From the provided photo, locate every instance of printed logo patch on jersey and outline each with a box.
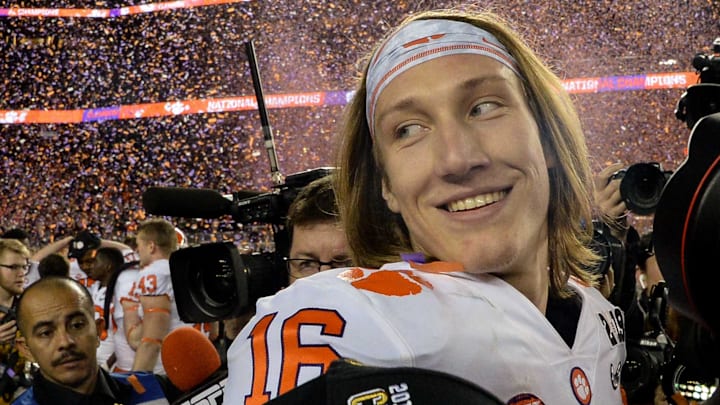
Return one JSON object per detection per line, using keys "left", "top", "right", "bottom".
{"left": 339, "top": 269, "right": 433, "bottom": 296}
{"left": 570, "top": 367, "right": 592, "bottom": 405}
{"left": 507, "top": 393, "right": 545, "bottom": 405}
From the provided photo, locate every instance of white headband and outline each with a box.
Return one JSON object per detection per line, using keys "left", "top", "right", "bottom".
{"left": 365, "top": 19, "right": 520, "bottom": 136}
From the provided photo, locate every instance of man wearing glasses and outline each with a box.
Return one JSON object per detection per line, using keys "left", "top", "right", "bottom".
{"left": 284, "top": 174, "right": 351, "bottom": 284}
{"left": 0, "top": 239, "right": 30, "bottom": 340}
{"left": 0, "top": 238, "right": 31, "bottom": 402}
{"left": 223, "top": 174, "right": 352, "bottom": 342}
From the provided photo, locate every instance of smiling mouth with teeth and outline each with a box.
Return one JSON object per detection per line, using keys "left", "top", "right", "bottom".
{"left": 446, "top": 190, "right": 508, "bottom": 212}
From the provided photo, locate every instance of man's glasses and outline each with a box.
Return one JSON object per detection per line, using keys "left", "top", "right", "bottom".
{"left": 0, "top": 263, "right": 30, "bottom": 272}
{"left": 284, "top": 257, "right": 353, "bottom": 278}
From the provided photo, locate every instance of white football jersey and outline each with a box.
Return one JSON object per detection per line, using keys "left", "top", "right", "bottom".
{"left": 88, "top": 281, "right": 114, "bottom": 367}
{"left": 128, "top": 258, "right": 193, "bottom": 373}
{"left": 226, "top": 261, "right": 626, "bottom": 404}
{"left": 112, "top": 266, "right": 140, "bottom": 372}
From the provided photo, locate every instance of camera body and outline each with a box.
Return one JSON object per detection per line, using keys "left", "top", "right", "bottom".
{"left": 230, "top": 167, "right": 334, "bottom": 224}
{"left": 611, "top": 162, "right": 672, "bottom": 215}
{"left": 621, "top": 281, "right": 675, "bottom": 402}
{"left": 586, "top": 220, "right": 624, "bottom": 278}
{"left": 675, "top": 37, "right": 720, "bottom": 129}
{"left": 623, "top": 332, "right": 673, "bottom": 401}
{"left": 169, "top": 167, "right": 335, "bottom": 323}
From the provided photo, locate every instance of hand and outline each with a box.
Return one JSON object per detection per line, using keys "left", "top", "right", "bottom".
{"left": 594, "top": 163, "right": 629, "bottom": 239}
{"left": 0, "top": 320, "right": 18, "bottom": 344}
{"left": 594, "top": 163, "right": 628, "bottom": 219}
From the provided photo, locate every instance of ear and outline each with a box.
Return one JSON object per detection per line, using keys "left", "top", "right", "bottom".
{"left": 381, "top": 177, "right": 401, "bottom": 214}
{"left": 15, "top": 336, "right": 35, "bottom": 362}
{"left": 95, "top": 318, "right": 104, "bottom": 347}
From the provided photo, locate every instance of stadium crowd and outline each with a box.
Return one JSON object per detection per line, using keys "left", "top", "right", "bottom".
{"left": 1, "top": 0, "right": 718, "bottom": 249}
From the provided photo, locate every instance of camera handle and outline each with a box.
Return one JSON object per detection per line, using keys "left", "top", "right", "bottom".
{"left": 245, "top": 40, "right": 285, "bottom": 187}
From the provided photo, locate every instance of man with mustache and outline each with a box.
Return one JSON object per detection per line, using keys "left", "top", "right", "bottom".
{"left": 13, "top": 277, "right": 180, "bottom": 405}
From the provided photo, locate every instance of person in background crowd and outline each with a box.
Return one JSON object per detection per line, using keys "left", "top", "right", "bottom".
{"left": 85, "top": 247, "right": 125, "bottom": 370}
{"left": 13, "top": 277, "right": 179, "bottom": 405}
{"left": 124, "top": 219, "right": 196, "bottom": 373}
{"left": 105, "top": 241, "right": 140, "bottom": 373}
{"left": 0, "top": 239, "right": 32, "bottom": 403}
{"left": 284, "top": 174, "right": 351, "bottom": 284}
{"left": 37, "top": 254, "right": 69, "bottom": 279}
{"left": 0, "top": 231, "right": 30, "bottom": 251}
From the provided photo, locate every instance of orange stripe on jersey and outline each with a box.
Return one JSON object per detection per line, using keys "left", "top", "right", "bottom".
{"left": 141, "top": 337, "right": 163, "bottom": 345}
{"left": 349, "top": 270, "right": 431, "bottom": 296}
{"left": 120, "top": 297, "right": 139, "bottom": 305}
{"left": 79, "top": 278, "right": 96, "bottom": 288}
{"left": 94, "top": 305, "right": 108, "bottom": 341}
{"left": 145, "top": 308, "right": 171, "bottom": 315}
{"left": 409, "top": 261, "right": 464, "bottom": 273}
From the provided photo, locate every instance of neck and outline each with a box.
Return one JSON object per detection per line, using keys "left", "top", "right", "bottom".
{"left": 152, "top": 254, "right": 169, "bottom": 263}
{"left": 42, "top": 366, "right": 99, "bottom": 395}
{"left": 500, "top": 267, "right": 550, "bottom": 314}
{"left": 0, "top": 288, "right": 15, "bottom": 308}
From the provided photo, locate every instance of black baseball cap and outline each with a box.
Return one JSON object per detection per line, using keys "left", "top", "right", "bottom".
{"left": 267, "top": 359, "right": 503, "bottom": 405}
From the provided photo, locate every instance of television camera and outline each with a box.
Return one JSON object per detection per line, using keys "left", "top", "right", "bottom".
{"left": 600, "top": 38, "right": 720, "bottom": 404}
{"left": 611, "top": 162, "right": 673, "bottom": 215}
{"left": 141, "top": 41, "right": 334, "bottom": 324}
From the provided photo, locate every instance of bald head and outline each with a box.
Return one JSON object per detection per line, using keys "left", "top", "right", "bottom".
{"left": 17, "top": 276, "right": 102, "bottom": 394}
{"left": 17, "top": 277, "right": 94, "bottom": 335}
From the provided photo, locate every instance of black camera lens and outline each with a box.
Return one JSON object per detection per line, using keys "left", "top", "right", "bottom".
{"left": 619, "top": 163, "right": 671, "bottom": 215}
{"left": 198, "top": 258, "right": 237, "bottom": 307}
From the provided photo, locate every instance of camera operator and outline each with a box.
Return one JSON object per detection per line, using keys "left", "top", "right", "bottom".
{"left": 593, "top": 162, "right": 630, "bottom": 298}
{"left": 224, "top": 174, "right": 351, "bottom": 340}
{"left": 593, "top": 162, "right": 720, "bottom": 404}
{"left": 284, "top": 174, "right": 351, "bottom": 284}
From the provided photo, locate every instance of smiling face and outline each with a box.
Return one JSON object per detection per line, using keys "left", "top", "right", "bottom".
{"left": 374, "top": 54, "right": 553, "bottom": 277}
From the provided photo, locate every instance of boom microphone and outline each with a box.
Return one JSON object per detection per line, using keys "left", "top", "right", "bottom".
{"left": 142, "top": 187, "right": 233, "bottom": 219}
{"left": 161, "top": 326, "right": 222, "bottom": 392}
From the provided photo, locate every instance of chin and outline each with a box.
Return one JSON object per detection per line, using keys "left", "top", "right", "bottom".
{"left": 458, "top": 250, "right": 517, "bottom": 275}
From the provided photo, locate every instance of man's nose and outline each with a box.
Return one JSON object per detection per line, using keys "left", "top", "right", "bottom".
{"left": 56, "top": 329, "right": 77, "bottom": 349}
{"left": 433, "top": 122, "right": 489, "bottom": 179}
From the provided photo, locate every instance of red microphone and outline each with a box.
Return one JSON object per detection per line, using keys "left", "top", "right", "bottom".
{"left": 161, "top": 326, "right": 221, "bottom": 392}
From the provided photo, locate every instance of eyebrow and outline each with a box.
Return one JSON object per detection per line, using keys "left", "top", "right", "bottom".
{"left": 31, "top": 310, "right": 86, "bottom": 335}
{"left": 375, "top": 74, "right": 511, "bottom": 128}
